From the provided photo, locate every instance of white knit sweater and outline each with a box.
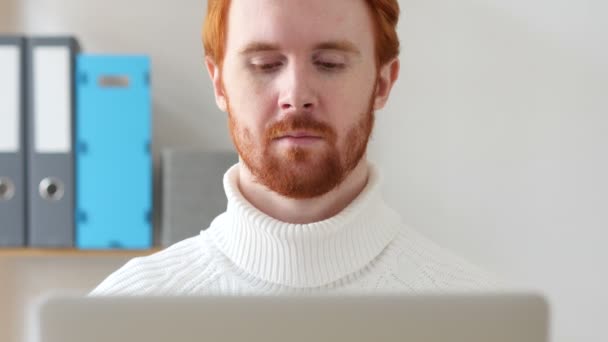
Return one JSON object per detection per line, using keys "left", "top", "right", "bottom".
{"left": 90, "top": 163, "right": 503, "bottom": 295}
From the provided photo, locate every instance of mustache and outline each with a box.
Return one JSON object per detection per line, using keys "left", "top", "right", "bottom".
{"left": 265, "top": 116, "right": 336, "bottom": 142}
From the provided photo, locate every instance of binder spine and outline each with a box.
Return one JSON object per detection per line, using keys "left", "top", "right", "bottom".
{"left": 26, "top": 37, "right": 81, "bottom": 247}
{"left": 75, "top": 55, "right": 152, "bottom": 249}
{"left": 0, "top": 36, "right": 27, "bottom": 247}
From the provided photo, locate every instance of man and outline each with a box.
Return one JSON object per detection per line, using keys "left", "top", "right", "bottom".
{"left": 91, "top": 0, "right": 501, "bottom": 295}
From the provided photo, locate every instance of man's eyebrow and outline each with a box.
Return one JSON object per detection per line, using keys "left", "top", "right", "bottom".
{"left": 313, "top": 41, "right": 361, "bottom": 55}
{"left": 239, "top": 42, "right": 281, "bottom": 55}
{"left": 238, "top": 40, "right": 361, "bottom": 55}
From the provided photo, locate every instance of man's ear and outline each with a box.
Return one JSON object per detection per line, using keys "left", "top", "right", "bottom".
{"left": 205, "top": 56, "right": 228, "bottom": 112}
{"left": 373, "top": 57, "right": 400, "bottom": 111}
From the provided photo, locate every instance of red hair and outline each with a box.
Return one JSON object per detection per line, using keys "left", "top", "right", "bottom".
{"left": 202, "top": 0, "right": 400, "bottom": 69}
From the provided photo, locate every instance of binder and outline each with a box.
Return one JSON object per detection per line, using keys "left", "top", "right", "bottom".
{"left": 160, "top": 149, "right": 237, "bottom": 247}
{"left": 26, "top": 37, "right": 80, "bottom": 247}
{"left": 75, "top": 55, "right": 152, "bottom": 249}
{"left": 0, "top": 36, "right": 27, "bottom": 247}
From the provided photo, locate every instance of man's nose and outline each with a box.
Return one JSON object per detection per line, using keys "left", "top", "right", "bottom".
{"left": 278, "top": 63, "right": 317, "bottom": 113}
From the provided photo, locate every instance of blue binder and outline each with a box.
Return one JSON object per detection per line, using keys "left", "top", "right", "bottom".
{"left": 75, "top": 55, "right": 152, "bottom": 249}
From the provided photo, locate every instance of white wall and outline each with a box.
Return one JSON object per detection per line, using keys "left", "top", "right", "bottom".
{"left": 6, "top": 0, "right": 607, "bottom": 341}
{"left": 0, "top": 0, "right": 19, "bottom": 33}
{"left": 370, "top": 1, "right": 608, "bottom": 341}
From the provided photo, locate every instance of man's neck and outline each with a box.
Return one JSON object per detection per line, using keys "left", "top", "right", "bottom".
{"left": 237, "top": 158, "right": 370, "bottom": 224}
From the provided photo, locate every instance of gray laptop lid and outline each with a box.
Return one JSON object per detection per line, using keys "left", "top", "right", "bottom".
{"left": 30, "top": 293, "right": 549, "bottom": 342}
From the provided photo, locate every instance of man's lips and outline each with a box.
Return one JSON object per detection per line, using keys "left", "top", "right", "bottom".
{"left": 274, "top": 131, "right": 323, "bottom": 139}
{"left": 273, "top": 131, "right": 324, "bottom": 145}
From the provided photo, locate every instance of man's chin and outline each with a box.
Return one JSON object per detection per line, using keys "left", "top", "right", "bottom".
{"left": 256, "top": 153, "right": 344, "bottom": 199}
{"left": 272, "top": 141, "right": 325, "bottom": 152}
{"left": 272, "top": 150, "right": 333, "bottom": 166}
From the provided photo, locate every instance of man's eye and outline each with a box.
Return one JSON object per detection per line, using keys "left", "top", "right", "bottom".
{"left": 254, "top": 62, "right": 282, "bottom": 72}
{"left": 316, "top": 61, "right": 345, "bottom": 70}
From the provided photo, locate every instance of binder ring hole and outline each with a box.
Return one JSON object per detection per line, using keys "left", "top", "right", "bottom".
{"left": 98, "top": 75, "right": 130, "bottom": 88}
{"left": 39, "top": 177, "right": 65, "bottom": 201}
{"left": 0, "top": 177, "right": 15, "bottom": 201}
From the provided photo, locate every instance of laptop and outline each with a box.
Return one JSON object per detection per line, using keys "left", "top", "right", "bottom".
{"left": 29, "top": 292, "right": 549, "bottom": 342}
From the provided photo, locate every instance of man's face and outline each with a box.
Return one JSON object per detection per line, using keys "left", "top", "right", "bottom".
{"left": 217, "top": 0, "right": 380, "bottom": 199}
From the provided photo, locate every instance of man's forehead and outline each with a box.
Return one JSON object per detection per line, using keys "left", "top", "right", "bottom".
{"left": 228, "top": 0, "right": 366, "bottom": 17}
{"left": 226, "top": 0, "right": 374, "bottom": 53}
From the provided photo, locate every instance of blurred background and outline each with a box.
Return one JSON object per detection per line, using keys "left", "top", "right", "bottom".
{"left": 1, "top": 0, "right": 607, "bottom": 341}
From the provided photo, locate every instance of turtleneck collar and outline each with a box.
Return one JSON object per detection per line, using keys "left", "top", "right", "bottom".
{"left": 205, "top": 162, "right": 401, "bottom": 288}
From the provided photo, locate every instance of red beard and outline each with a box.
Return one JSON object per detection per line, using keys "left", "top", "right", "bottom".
{"left": 227, "top": 88, "right": 376, "bottom": 199}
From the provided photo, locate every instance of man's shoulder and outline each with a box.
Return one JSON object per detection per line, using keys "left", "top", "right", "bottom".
{"left": 89, "top": 234, "right": 216, "bottom": 296}
{"left": 385, "top": 225, "right": 509, "bottom": 291}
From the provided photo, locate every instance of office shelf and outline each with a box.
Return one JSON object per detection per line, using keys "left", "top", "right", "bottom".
{"left": 0, "top": 248, "right": 160, "bottom": 257}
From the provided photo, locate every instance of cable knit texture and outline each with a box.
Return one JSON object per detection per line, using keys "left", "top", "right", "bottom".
{"left": 90, "top": 163, "right": 504, "bottom": 296}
